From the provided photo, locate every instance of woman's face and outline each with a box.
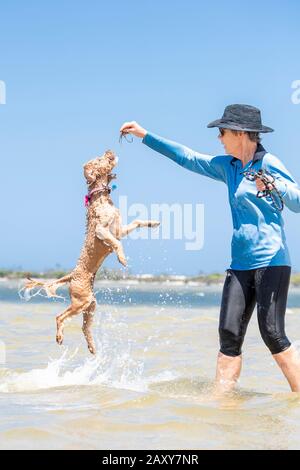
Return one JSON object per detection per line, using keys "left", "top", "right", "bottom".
{"left": 218, "top": 128, "right": 244, "bottom": 156}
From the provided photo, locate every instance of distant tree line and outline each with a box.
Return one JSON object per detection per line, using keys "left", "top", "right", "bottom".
{"left": 1, "top": 268, "right": 300, "bottom": 286}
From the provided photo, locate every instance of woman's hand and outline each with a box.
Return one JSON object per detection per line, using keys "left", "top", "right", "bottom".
{"left": 255, "top": 178, "right": 275, "bottom": 192}
{"left": 256, "top": 179, "right": 267, "bottom": 192}
{"left": 119, "top": 121, "right": 147, "bottom": 139}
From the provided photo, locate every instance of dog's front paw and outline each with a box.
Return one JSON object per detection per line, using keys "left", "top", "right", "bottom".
{"left": 148, "top": 220, "right": 160, "bottom": 228}
{"left": 118, "top": 255, "right": 127, "bottom": 267}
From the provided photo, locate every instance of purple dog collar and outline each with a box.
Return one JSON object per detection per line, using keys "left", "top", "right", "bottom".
{"left": 84, "top": 185, "right": 111, "bottom": 207}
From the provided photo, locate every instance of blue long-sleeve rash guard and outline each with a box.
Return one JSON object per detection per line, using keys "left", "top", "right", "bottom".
{"left": 142, "top": 131, "right": 300, "bottom": 270}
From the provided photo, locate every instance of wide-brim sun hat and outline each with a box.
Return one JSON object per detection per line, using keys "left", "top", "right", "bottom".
{"left": 207, "top": 104, "right": 274, "bottom": 133}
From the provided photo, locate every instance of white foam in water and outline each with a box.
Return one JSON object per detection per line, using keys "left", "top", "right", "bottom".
{"left": 147, "top": 370, "right": 180, "bottom": 384}
{"left": 0, "top": 351, "right": 179, "bottom": 394}
{"left": 0, "top": 350, "right": 137, "bottom": 393}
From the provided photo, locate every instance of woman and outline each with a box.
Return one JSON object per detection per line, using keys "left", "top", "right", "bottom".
{"left": 120, "top": 104, "right": 300, "bottom": 393}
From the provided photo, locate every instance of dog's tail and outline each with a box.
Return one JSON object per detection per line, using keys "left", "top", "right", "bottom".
{"left": 24, "top": 273, "right": 72, "bottom": 298}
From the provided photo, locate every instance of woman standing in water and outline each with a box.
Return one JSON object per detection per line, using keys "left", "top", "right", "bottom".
{"left": 120, "top": 104, "right": 300, "bottom": 393}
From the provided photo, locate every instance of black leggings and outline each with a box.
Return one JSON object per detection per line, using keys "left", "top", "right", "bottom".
{"left": 219, "top": 265, "right": 291, "bottom": 356}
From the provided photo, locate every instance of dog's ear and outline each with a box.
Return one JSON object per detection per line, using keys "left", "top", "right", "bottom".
{"left": 83, "top": 163, "right": 97, "bottom": 184}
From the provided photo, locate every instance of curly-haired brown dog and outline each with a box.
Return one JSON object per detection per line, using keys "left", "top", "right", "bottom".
{"left": 23, "top": 151, "right": 160, "bottom": 354}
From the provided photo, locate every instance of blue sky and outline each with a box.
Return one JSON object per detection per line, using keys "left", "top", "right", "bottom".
{"left": 0, "top": 0, "right": 300, "bottom": 275}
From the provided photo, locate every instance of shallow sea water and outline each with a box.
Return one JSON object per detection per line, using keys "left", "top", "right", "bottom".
{"left": 1, "top": 280, "right": 300, "bottom": 450}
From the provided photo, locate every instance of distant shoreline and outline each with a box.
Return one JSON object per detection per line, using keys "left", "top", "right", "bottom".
{"left": 2, "top": 269, "right": 300, "bottom": 287}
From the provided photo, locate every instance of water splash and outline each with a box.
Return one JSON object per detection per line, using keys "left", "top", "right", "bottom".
{"left": 18, "top": 284, "right": 66, "bottom": 302}
{"left": 0, "top": 304, "right": 180, "bottom": 394}
{"left": 0, "top": 341, "right": 179, "bottom": 394}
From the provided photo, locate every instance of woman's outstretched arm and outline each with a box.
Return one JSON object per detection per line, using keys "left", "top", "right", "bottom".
{"left": 120, "top": 121, "right": 228, "bottom": 183}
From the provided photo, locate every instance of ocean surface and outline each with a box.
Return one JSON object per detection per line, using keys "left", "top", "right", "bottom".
{"left": 1, "top": 279, "right": 300, "bottom": 450}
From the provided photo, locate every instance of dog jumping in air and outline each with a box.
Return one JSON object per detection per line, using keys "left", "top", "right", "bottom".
{"left": 23, "top": 150, "right": 160, "bottom": 354}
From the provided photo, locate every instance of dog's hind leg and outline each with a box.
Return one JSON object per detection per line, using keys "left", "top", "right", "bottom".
{"left": 56, "top": 302, "right": 86, "bottom": 345}
{"left": 82, "top": 299, "right": 97, "bottom": 354}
